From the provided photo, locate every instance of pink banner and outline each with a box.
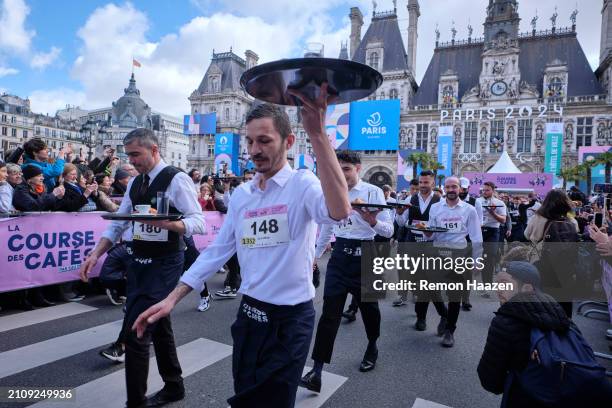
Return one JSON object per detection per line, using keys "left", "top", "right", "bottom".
{"left": 1, "top": 211, "right": 226, "bottom": 293}
{"left": 464, "top": 172, "right": 553, "bottom": 199}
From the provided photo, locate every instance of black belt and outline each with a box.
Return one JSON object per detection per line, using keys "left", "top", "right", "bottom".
{"left": 333, "top": 237, "right": 373, "bottom": 257}
{"left": 242, "top": 295, "right": 312, "bottom": 320}
{"left": 481, "top": 226, "right": 499, "bottom": 231}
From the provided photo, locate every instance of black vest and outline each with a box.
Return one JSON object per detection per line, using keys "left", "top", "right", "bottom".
{"left": 406, "top": 193, "right": 440, "bottom": 242}
{"left": 129, "top": 166, "right": 184, "bottom": 258}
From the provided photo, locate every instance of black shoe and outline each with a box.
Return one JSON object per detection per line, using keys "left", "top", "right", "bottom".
{"left": 31, "top": 296, "right": 55, "bottom": 308}
{"left": 145, "top": 386, "right": 184, "bottom": 407}
{"left": 436, "top": 317, "right": 447, "bottom": 337}
{"left": 441, "top": 330, "right": 455, "bottom": 348}
{"left": 414, "top": 319, "right": 427, "bottom": 331}
{"left": 299, "top": 369, "right": 322, "bottom": 393}
{"left": 359, "top": 345, "right": 378, "bottom": 372}
{"left": 17, "top": 299, "right": 34, "bottom": 311}
{"left": 100, "top": 342, "right": 125, "bottom": 363}
{"left": 461, "top": 302, "right": 472, "bottom": 311}
{"left": 342, "top": 309, "right": 357, "bottom": 322}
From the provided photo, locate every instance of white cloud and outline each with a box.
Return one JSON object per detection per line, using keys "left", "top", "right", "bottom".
{"left": 29, "top": 88, "right": 86, "bottom": 116}
{"left": 70, "top": 3, "right": 350, "bottom": 116}
{"left": 30, "top": 46, "right": 61, "bottom": 70}
{"left": 0, "top": 66, "right": 18, "bottom": 77}
{"left": 0, "top": 0, "right": 34, "bottom": 54}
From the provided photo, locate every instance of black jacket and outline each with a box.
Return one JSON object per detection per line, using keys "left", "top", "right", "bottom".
{"left": 477, "top": 291, "right": 571, "bottom": 407}
{"left": 111, "top": 179, "right": 126, "bottom": 196}
{"left": 54, "top": 183, "right": 88, "bottom": 212}
{"left": 12, "top": 183, "right": 57, "bottom": 211}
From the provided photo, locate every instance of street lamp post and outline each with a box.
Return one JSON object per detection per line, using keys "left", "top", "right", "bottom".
{"left": 80, "top": 119, "right": 108, "bottom": 163}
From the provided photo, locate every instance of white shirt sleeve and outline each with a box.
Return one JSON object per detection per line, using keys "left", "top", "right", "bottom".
{"left": 395, "top": 210, "right": 409, "bottom": 227}
{"left": 169, "top": 172, "right": 205, "bottom": 237}
{"left": 302, "top": 173, "right": 342, "bottom": 225}
{"left": 315, "top": 223, "right": 334, "bottom": 259}
{"left": 474, "top": 199, "right": 484, "bottom": 226}
{"left": 180, "top": 200, "right": 237, "bottom": 293}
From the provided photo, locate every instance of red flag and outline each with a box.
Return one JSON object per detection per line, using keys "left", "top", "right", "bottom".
{"left": 132, "top": 59, "right": 141, "bottom": 68}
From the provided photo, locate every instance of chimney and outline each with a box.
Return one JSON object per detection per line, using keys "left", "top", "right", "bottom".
{"left": 245, "top": 50, "right": 259, "bottom": 70}
{"left": 406, "top": 0, "right": 420, "bottom": 78}
{"left": 349, "top": 7, "right": 364, "bottom": 60}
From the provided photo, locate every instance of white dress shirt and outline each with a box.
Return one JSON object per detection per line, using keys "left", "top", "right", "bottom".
{"left": 476, "top": 196, "right": 507, "bottom": 228}
{"left": 428, "top": 199, "right": 483, "bottom": 246}
{"left": 181, "top": 164, "right": 339, "bottom": 306}
{"left": 101, "top": 160, "right": 205, "bottom": 244}
{"left": 315, "top": 181, "right": 393, "bottom": 258}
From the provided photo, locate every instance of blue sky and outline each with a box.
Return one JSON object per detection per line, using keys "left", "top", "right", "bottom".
{"left": 0, "top": 0, "right": 602, "bottom": 117}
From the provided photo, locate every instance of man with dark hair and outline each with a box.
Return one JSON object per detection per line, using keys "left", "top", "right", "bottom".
{"left": 188, "top": 168, "right": 201, "bottom": 185}
{"left": 243, "top": 169, "right": 255, "bottom": 181}
{"left": 22, "top": 137, "right": 71, "bottom": 191}
{"left": 395, "top": 170, "right": 443, "bottom": 315}
{"left": 301, "top": 150, "right": 393, "bottom": 392}
{"left": 132, "top": 89, "right": 351, "bottom": 408}
{"left": 80, "top": 127, "right": 205, "bottom": 408}
{"left": 409, "top": 178, "right": 419, "bottom": 196}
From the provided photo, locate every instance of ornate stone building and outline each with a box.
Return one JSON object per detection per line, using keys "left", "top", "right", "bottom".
{"left": 404, "top": 0, "right": 611, "bottom": 179}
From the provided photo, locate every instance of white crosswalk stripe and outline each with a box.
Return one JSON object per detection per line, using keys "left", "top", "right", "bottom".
{"left": 296, "top": 367, "right": 347, "bottom": 408}
{"left": 411, "top": 398, "right": 453, "bottom": 408}
{"left": 31, "top": 338, "right": 232, "bottom": 408}
{"left": 0, "top": 303, "right": 97, "bottom": 333}
{"left": 0, "top": 320, "right": 122, "bottom": 379}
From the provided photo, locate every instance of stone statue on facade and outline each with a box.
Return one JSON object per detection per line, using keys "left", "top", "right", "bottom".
{"left": 551, "top": 7, "right": 558, "bottom": 29}
{"left": 570, "top": 9, "right": 578, "bottom": 26}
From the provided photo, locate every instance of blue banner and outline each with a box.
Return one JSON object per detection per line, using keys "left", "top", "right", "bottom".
{"left": 348, "top": 100, "right": 400, "bottom": 150}
{"left": 184, "top": 113, "right": 216, "bottom": 135}
{"left": 437, "top": 126, "right": 453, "bottom": 179}
{"left": 214, "top": 133, "right": 240, "bottom": 175}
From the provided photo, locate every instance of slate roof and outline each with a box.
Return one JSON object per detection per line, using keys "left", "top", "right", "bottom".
{"left": 196, "top": 51, "right": 247, "bottom": 94}
{"left": 351, "top": 12, "right": 408, "bottom": 72}
{"left": 412, "top": 31, "right": 604, "bottom": 106}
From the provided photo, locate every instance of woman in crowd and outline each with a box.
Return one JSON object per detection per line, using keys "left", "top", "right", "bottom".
{"left": 0, "top": 162, "right": 14, "bottom": 213}
{"left": 524, "top": 189, "right": 579, "bottom": 317}
{"left": 56, "top": 163, "right": 97, "bottom": 212}
{"left": 95, "top": 173, "right": 114, "bottom": 196}
{"left": 12, "top": 165, "right": 64, "bottom": 211}
{"left": 198, "top": 183, "right": 216, "bottom": 211}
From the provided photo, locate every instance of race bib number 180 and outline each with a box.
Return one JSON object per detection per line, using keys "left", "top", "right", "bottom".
{"left": 241, "top": 205, "right": 290, "bottom": 248}
{"left": 133, "top": 221, "right": 168, "bottom": 242}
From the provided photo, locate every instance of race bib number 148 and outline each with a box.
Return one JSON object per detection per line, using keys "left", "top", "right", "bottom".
{"left": 241, "top": 205, "right": 290, "bottom": 248}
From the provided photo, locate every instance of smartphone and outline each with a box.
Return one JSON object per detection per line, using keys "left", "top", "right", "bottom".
{"left": 595, "top": 212, "right": 604, "bottom": 228}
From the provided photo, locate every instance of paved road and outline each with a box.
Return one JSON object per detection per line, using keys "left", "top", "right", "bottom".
{"left": 1, "top": 254, "right": 611, "bottom": 408}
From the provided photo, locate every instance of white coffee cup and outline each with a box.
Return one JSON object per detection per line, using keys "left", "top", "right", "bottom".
{"left": 135, "top": 204, "right": 151, "bottom": 214}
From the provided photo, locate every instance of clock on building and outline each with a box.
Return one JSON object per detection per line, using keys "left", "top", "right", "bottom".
{"left": 491, "top": 80, "right": 508, "bottom": 96}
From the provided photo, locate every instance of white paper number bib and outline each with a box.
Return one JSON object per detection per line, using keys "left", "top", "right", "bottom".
{"left": 335, "top": 215, "right": 359, "bottom": 235}
{"left": 440, "top": 217, "right": 463, "bottom": 233}
{"left": 133, "top": 221, "right": 168, "bottom": 242}
{"left": 241, "top": 205, "right": 290, "bottom": 248}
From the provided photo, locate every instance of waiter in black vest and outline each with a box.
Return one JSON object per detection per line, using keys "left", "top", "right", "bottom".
{"left": 81, "top": 128, "right": 205, "bottom": 408}
{"left": 395, "top": 171, "right": 446, "bottom": 331}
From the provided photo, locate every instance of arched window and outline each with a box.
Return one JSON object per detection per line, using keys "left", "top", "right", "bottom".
{"left": 369, "top": 52, "right": 379, "bottom": 69}
{"left": 389, "top": 88, "right": 399, "bottom": 99}
{"left": 380, "top": 91, "right": 385, "bottom": 100}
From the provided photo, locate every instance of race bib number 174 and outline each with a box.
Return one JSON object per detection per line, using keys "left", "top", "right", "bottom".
{"left": 241, "top": 205, "right": 290, "bottom": 248}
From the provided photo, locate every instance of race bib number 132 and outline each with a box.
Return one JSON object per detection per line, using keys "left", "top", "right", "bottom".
{"left": 241, "top": 205, "right": 290, "bottom": 248}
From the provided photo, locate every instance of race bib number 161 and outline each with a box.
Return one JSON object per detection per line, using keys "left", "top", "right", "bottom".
{"left": 241, "top": 205, "right": 290, "bottom": 248}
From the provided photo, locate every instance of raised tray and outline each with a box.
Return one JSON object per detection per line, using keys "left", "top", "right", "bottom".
{"left": 101, "top": 213, "right": 183, "bottom": 221}
{"left": 482, "top": 205, "right": 505, "bottom": 208}
{"left": 387, "top": 201, "right": 413, "bottom": 208}
{"left": 351, "top": 203, "right": 394, "bottom": 211}
{"left": 240, "top": 58, "right": 383, "bottom": 106}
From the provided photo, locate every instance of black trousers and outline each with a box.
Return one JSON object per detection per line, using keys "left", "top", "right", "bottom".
{"left": 312, "top": 243, "right": 381, "bottom": 363}
{"left": 481, "top": 227, "right": 500, "bottom": 284}
{"left": 124, "top": 252, "right": 184, "bottom": 408}
{"left": 224, "top": 253, "right": 242, "bottom": 290}
{"left": 228, "top": 296, "right": 314, "bottom": 408}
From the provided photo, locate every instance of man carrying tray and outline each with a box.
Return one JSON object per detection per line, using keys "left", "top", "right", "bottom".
{"left": 80, "top": 128, "right": 205, "bottom": 408}
{"left": 300, "top": 150, "right": 393, "bottom": 393}
{"left": 131, "top": 85, "right": 351, "bottom": 408}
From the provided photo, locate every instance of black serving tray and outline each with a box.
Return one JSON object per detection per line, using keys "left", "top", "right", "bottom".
{"left": 240, "top": 58, "right": 383, "bottom": 106}
{"left": 101, "top": 213, "right": 183, "bottom": 221}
